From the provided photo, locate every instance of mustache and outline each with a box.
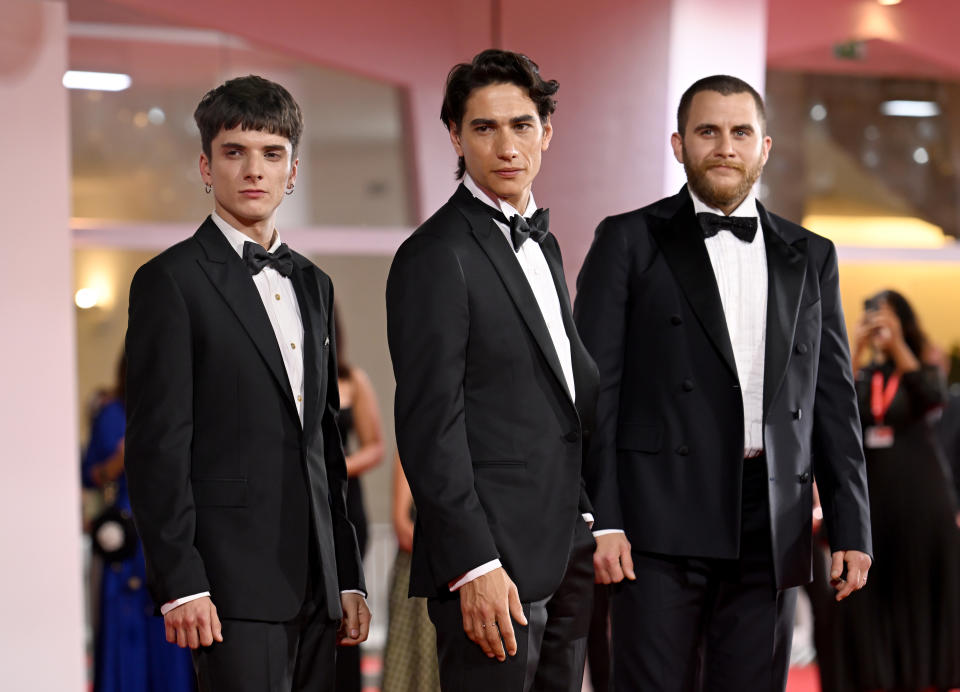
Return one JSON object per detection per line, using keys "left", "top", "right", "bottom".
{"left": 705, "top": 161, "right": 746, "bottom": 172}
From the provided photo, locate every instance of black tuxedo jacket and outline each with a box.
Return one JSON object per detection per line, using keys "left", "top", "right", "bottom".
{"left": 386, "top": 184, "right": 599, "bottom": 601}
{"left": 574, "top": 187, "right": 872, "bottom": 589}
{"left": 125, "top": 218, "right": 364, "bottom": 622}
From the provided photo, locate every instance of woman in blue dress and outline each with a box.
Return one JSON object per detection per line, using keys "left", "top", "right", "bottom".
{"left": 82, "top": 353, "right": 195, "bottom": 692}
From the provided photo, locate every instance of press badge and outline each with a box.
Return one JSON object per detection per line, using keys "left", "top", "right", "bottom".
{"left": 864, "top": 425, "right": 894, "bottom": 449}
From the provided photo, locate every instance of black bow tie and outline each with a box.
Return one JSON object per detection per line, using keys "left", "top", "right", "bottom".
{"left": 242, "top": 241, "right": 294, "bottom": 277}
{"left": 508, "top": 208, "right": 550, "bottom": 251}
{"left": 697, "top": 212, "right": 758, "bottom": 243}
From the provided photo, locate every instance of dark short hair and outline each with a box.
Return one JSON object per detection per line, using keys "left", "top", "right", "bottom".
{"left": 677, "top": 75, "right": 766, "bottom": 137}
{"left": 194, "top": 75, "right": 304, "bottom": 158}
{"left": 441, "top": 49, "right": 558, "bottom": 179}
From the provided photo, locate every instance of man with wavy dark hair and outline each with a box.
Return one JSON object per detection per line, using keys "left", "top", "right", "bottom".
{"left": 125, "top": 75, "right": 369, "bottom": 692}
{"left": 387, "top": 50, "right": 599, "bottom": 690}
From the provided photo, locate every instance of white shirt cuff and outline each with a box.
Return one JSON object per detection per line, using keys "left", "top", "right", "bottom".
{"left": 160, "top": 591, "right": 211, "bottom": 615}
{"left": 449, "top": 559, "right": 502, "bottom": 591}
{"left": 582, "top": 513, "right": 594, "bottom": 529}
{"left": 592, "top": 528, "right": 626, "bottom": 537}
{"left": 340, "top": 589, "right": 366, "bottom": 597}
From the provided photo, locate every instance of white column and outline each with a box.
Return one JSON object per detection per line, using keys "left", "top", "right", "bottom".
{"left": 661, "top": 0, "right": 769, "bottom": 196}
{"left": 0, "top": 2, "right": 85, "bottom": 689}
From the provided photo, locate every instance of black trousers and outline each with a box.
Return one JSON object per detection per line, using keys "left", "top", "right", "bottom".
{"left": 611, "top": 455, "right": 798, "bottom": 692}
{"left": 192, "top": 568, "right": 339, "bottom": 692}
{"left": 428, "top": 518, "right": 595, "bottom": 692}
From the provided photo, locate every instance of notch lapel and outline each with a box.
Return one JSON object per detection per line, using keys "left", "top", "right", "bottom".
{"left": 651, "top": 194, "right": 738, "bottom": 379}
{"left": 760, "top": 205, "right": 807, "bottom": 417}
{"left": 194, "top": 219, "right": 298, "bottom": 419}
{"left": 453, "top": 186, "right": 574, "bottom": 407}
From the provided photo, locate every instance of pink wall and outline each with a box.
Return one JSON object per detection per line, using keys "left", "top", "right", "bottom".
{"left": 0, "top": 1, "right": 86, "bottom": 688}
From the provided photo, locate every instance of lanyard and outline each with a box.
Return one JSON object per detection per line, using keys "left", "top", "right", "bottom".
{"left": 870, "top": 370, "right": 900, "bottom": 425}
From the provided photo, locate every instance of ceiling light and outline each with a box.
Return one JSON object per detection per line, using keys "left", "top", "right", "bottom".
{"left": 62, "top": 70, "right": 131, "bottom": 92}
{"left": 810, "top": 104, "right": 827, "bottom": 122}
{"left": 877, "top": 0, "right": 901, "bottom": 5}
{"left": 880, "top": 100, "right": 940, "bottom": 117}
{"left": 913, "top": 147, "right": 929, "bottom": 165}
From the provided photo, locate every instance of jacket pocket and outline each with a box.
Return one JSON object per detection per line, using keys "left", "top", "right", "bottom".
{"left": 616, "top": 423, "right": 662, "bottom": 453}
{"left": 192, "top": 478, "right": 248, "bottom": 507}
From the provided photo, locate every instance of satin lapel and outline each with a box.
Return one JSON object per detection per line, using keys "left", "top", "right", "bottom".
{"left": 194, "top": 220, "right": 298, "bottom": 417}
{"left": 453, "top": 186, "right": 571, "bottom": 403}
{"left": 760, "top": 207, "right": 807, "bottom": 417}
{"left": 290, "top": 262, "right": 324, "bottom": 434}
{"left": 541, "top": 235, "right": 585, "bottom": 411}
{"left": 651, "top": 198, "right": 738, "bottom": 378}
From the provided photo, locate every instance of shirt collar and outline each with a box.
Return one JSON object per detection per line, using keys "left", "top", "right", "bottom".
{"left": 210, "top": 210, "right": 282, "bottom": 257}
{"left": 688, "top": 184, "right": 759, "bottom": 219}
{"left": 463, "top": 173, "right": 537, "bottom": 220}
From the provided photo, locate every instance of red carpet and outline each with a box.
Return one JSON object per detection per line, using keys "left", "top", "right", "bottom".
{"left": 786, "top": 665, "right": 820, "bottom": 692}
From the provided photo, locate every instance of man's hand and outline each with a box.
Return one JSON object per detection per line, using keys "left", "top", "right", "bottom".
{"left": 830, "top": 550, "right": 872, "bottom": 601}
{"left": 164, "top": 596, "right": 223, "bottom": 649}
{"left": 459, "top": 567, "right": 526, "bottom": 661}
{"left": 594, "top": 532, "right": 635, "bottom": 584}
{"left": 338, "top": 593, "right": 371, "bottom": 646}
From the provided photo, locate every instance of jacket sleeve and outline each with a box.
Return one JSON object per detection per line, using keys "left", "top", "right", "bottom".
{"left": 386, "top": 235, "right": 499, "bottom": 589}
{"left": 810, "top": 242, "right": 873, "bottom": 558}
{"left": 322, "top": 277, "right": 366, "bottom": 594}
{"left": 573, "top": 218, "right": 632, "bottom": 532}
{"left": 125, "top": 260, "right": 210, "bottom": 605}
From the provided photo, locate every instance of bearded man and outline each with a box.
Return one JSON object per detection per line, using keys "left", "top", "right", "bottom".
{"left": 573, "top": 75, "right": 873, "bottom": 692}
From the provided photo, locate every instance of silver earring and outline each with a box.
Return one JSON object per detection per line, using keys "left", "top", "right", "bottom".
{"left": 285, "top": 184, "right": 295, "bottom": 196}
{"left": 204, "top": 183, "right": 212, "bottom": 194}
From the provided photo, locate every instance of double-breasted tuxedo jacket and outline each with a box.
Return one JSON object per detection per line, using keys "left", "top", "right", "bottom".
{"left": 125, "top": 218, "right": 364, "bottom": 623}
{"left": 387, "top": 184, "right": 599, "bottom": 601}
{"left": 574, "top": 187, "right": 872, "bottom": 589}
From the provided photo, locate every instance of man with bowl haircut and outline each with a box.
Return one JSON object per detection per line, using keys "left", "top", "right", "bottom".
{"left": 125, "top": 75, "right": 369, "bottom": 692}
{"left": 575, "top": 75, "right": 873, "bottom": 691}
{"left": 387, "top": 50, "right": 599, "bottom": 691}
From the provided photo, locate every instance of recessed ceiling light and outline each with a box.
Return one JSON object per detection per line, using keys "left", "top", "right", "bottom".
{"left": 62, "top": 70, "right": 131, "bottom": 92}
{"left": 880, "top": 100, "right": 940, "bottom": 117}
{"left": 877, "top": 0, "right": 902, "bottom": 6}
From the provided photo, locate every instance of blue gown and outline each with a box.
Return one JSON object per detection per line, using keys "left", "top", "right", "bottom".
{"left": 83, "top": 400, "right": 196, "bottom": 692}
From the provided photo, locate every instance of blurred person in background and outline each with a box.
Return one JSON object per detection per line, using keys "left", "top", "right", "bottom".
{"left": 822, "top": 289, "right": 960, "bottom": 692}
{"left": 937, "top": 346, "right": 960, "bottom": 506}
{"left": 82, "top": 351, "right": 195, "bottom": 692}
{"left": 381, "top": 453, "right": 440, "bottom": 692}
{"left": 333, "top": 304, "right": 384, "bottom": 692}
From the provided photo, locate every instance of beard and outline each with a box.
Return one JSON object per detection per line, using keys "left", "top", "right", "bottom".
{"left": 683, "top": 142, "right": 764, "bottom": 211}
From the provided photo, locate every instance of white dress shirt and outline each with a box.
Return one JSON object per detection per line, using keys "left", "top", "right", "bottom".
{"left": 450, "top": 176, "right": 588, "bottom": 591}
{"left": 162, "top": 213, "right": 361, "bottom": 615}
{"left": 690, "top": 186, "right": 768, "bottom": 456}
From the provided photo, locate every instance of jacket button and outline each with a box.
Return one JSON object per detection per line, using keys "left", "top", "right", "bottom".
{"left": 793, "top": 408, "right": 802, "bottom": 421}
{"left": 564, "top": 431, "right": 579, "bottom": 443}
{"left": 670, "top": 315, "right": 683, "bottom": 326}
{"left": 732, "top": 383, "right": 740, "bottom": 390}
{"left": 795, "top": 343, "right": 808, "bottom": 355}
{"left": 682, "top": 378, "right": 694, "bottom": 392}
{"left": 797, "top": 472, "right": 810, "bottom": 483}
{"left": 676, "top": 445, "right": 689, "bottom": 456}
